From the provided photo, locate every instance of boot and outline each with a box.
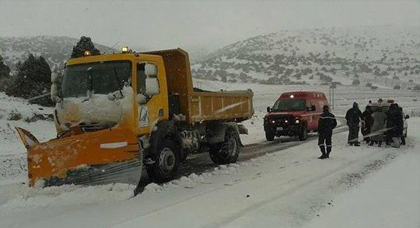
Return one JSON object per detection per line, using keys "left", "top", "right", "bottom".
{"left": 401, "top": 137, "right": 406, "bottom": 145}
{"left": 319, "top": 154, "right": 327, "bottom": 159}
{"left": 326, "top": 147, "right": 332, "bottom": 158}
{"left": 369, "top": 141, "right": 374, "bottom": 146}
{"left": 378, "top": 141, "right": 382, "bottom": 147}
{"left": 319, "top": 146, "right": 327, "bottom": 159}
{"left": 354, "top": 142, "right": 360, "bottom": 147}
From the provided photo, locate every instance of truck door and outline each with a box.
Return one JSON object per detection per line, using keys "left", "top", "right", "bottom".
{"left": 135, "top": 62, "right": 168, "bottom": 135}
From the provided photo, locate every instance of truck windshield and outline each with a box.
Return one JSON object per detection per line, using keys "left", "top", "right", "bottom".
{"left": 62, "top": 61, "right": 131, "bottom": 98}
{"left": 272, "top": 99, "right": 306, "bottom": 111}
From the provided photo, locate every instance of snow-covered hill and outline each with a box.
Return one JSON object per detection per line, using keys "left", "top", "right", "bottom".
{"left": 0, "top": 36, "right": 114, "bottom": 71}
{"left": 192, "top": 26, "right": 420, "bottom": 89}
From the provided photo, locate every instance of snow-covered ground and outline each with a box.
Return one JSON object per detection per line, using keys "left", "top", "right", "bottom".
{"left": 305, "top": 149, "right": 420, "bottom": 228}
{"left": 0, "top": 83, "right": 419, "bottom": 227}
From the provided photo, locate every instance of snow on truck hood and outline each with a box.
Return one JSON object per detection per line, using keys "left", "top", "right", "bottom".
{"left": 56, "top": 86, "right": 134, "bottom": 126}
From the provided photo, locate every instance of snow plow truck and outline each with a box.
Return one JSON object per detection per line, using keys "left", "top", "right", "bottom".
{"left": 16, "top": 48, "right": 254, "bottom": 187}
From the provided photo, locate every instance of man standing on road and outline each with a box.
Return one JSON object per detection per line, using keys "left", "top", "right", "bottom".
{"left": 361, "top": 105, "right": 374, "bottom": 144}
{"left": 345, "top": 102, "right": 362, "bottom": 146}
{"left": 318, "top": 105, "right": 337, "bottom": 159}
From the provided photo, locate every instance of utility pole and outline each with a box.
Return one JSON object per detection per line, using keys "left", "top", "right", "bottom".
{"left": 329, "top": 84, "right": 335, "bottom": 110}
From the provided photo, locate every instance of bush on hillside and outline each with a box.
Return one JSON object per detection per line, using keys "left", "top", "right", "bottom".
{"left": 6, "top": 54, "right": 53, "bottom": 106}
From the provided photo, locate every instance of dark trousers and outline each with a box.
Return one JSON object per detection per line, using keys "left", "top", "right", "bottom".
{"left": 318, "top": 132, "right": 332, "bottom": 155}
{"left": 362, "top": 126, "right": 371, "bottom": 142}
{"left": 348, "top": 123, "right": 360, "bottom": 144}
{"left": 386, "top": 128, "right": 400, "bottom": 144}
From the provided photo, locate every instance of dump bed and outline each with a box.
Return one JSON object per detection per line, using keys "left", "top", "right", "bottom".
{"left": 189, "top": 89, "right": 253, "bottom": 123}
{"left": 142, "top": 48, "right": 254, "bottom": 124}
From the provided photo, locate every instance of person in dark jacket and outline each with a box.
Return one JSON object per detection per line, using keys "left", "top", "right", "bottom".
{"left": 345, "top": 102, "right": 362, "bottom": 146}
{"left": 318, "top": 105, "right": 337, "bottom": 159}
{"left": 370, "top": 106, "right": 387, "bottom": 147}
{"left": 399, "top": 107, "right": 406, "bottom": 145}
{"left": 385, "top": 103, "right": 403, "bottom": 146}
{"left": 361, "top": 105, "right": 374, "bottom": 143}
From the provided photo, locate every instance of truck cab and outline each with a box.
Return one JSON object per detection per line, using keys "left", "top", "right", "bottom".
{"left": 264, "top": 91, "right": 328, "bottom": 141}
{"left": 18, "top": 48, "right": 253, "bottom": 187}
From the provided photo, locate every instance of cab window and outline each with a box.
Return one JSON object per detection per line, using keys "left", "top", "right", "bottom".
{"left": 136, "top": 62, "right": 159, "bottom": 104}
{"left": 137, "top": 63, "right": 147, "bottom": 95}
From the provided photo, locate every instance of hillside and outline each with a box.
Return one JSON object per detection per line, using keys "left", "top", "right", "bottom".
{"left": 191, "top": 26, "right": 420, "bottom": 89}
{"left": 0, "top": 36, "right": 113, "bottom": 71}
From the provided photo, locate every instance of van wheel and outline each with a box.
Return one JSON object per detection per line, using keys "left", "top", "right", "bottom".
{"left": 209, "top": 128, "right": 240, "bottom": 164}
{"left": 265, "top": 131, "right": 275, "bottom": 141}
{"left": 299, "top": 125, "right": 308, "bottom": 141}
{"left": 146, "top": 139, "right": 180, "bottom": 183}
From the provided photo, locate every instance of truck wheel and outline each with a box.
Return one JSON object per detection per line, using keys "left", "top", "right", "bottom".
{"left": 209, "top": 128, "right": 240, "bottom": 164}
{"left": 146, "top": 139, "right": 180, "bottom": 183}
{"left": 265, "top": 131, "right": 275, "bottom": 141}
{"left": 299, "top": 125, "right": 308, "bottom": 141}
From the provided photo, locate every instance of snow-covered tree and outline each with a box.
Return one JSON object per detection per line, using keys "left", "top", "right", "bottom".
{"left": 71, "top": 36, "right": 101, "bottom": 58}
{"left": 6, "top": 54, "right": 52, "bottom": 106}
{"left": 0, "top": 55, "right": 11, "bottom": 79}
{"left": 0, "top": 55, "right": 11, "bottom": 91}
{"left": 352, "top": 79, "right": 360, "bottom": 86}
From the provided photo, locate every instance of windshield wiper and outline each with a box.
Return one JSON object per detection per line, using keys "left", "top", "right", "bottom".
{"left": 113, "top": 67, "right": 124, "bottom": 98}
{"left": 87, "top": 67, "right": 94, "bottom": 96}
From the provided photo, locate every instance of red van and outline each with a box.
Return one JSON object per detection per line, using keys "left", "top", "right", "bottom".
{"left": 264, "top": 91, "right": 329, "bottom": 141}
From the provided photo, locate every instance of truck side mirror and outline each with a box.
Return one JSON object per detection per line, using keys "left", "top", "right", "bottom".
{"left": 51, "top": 72, "right": 59, "bottom": 102}
{"left": 307, "top": 105, "right": 316, "bottom": 111}
{"left": 51, "top": 72, "right": 59, "bottom": 83}
{"left": 405, "top": 115, "right": 410, "bottom": 119}
{"left": 146, "top": 78, "right": 160, "bottom": 96}
{"left": 267, "top": 107, "right": 271, "bottom": 113}
{"left": 51, "top": 84, "right": 58, "bottom": 101}
{"left": 145, "top": 63, "right": 157, "bottom": 76}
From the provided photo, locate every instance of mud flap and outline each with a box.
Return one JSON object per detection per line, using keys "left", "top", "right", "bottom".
{"left": 16, "top": 127, "right": 142, "bottom": 187}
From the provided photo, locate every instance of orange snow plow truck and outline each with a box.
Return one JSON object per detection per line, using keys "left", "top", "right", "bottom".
{"left": 16, "top": 48, "right": 253, "bottom": 187}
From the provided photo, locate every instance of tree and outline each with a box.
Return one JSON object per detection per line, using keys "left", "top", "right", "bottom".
{"left": 352, "top": 79, "right": 360, "bottom": 86}
{"left": 0, "top": 55, "right": 11, "bottom": 91}
{"left": 71, "top": 36, "right": 101, "bottom": 58}
{"left": 6, "top": 54, "right": 52, "bottom": 106}
{"left": 0, "top": 55, "right": 11, "bottom": 79}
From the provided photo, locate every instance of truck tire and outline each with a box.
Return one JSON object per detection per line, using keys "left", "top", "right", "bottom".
{"left": 146, "top": 139, "right": 180, "bottom": 183}
{"left": 265, "top": 131, "right": 275, "bottom": 141}
{"left": 299, "top": 124, "right": 308, "bottom": 141}
{"left": 209, "top": 128, "right": 240, "bottom": 164}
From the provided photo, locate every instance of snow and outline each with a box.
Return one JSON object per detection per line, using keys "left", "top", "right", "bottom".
{"left": 0, "top": 82, "right": 419, "bottom": 228}
{"left": 56, "top": 86, "right": 134, "bottom": 126}
{"left": 304, "top": 151, "right": 420, "bottom": 228}
{"left": 100, "top": 141, "right": 128, "bottom": 149}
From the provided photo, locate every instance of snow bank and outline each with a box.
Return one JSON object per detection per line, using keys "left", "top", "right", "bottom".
{"left": 0, "top": 183, "right": 135, "bottom": 213}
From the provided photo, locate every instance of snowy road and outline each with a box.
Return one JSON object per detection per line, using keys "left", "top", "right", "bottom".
{"left": 1, "top": 118, "right": 418, "bottom": 228}
{"left": 1, "top": 86, "right": 419, "bottom": 228}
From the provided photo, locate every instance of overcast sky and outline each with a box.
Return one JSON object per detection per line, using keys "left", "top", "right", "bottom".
{"left": 1, "top": 0, "right": 419, "bottom": 52}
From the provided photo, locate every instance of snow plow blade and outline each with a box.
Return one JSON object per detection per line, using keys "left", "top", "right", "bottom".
{"left": 16, "top": 127, "right": 142, "bottom": 187}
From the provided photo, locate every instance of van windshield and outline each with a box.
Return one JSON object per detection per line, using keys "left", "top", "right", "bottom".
{"left": 272, "top": 99, "right": 306, "bottom": 112}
